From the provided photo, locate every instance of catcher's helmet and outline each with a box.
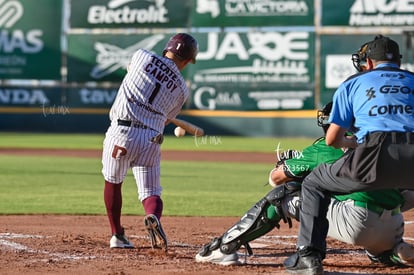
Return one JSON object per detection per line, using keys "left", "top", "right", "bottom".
{"left": 163, "top": 33, "right": 199, "bottom": 64}
{"left": 317, "top": 101, "right": 332, "bottom": 133}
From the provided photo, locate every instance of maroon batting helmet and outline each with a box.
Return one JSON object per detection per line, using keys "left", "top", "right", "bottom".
{"left": 163, "top": 33, "right": 199, "bottom": 64}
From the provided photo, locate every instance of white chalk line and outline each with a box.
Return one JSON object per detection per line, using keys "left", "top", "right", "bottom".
{"left": 0, "top": 232, "right": 95, "bottom": 262}
{"left": 0, "top": 232, "right": 195, "bottom": 263}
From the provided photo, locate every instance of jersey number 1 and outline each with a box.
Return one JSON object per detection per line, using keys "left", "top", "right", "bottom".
{"left": 148, "top": 82, "right": 161, "bottom": 104}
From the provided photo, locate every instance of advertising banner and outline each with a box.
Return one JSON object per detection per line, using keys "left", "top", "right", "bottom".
{"left": 0, "top": 86, "right": 117, "bottom": 112}
{"left": 69, "top": 0, "right": 190, "bottom": 29}
{"left": 320, "top": 34, "right": 411, "bottom": 104}
{"left": 322, "top": 0, "right": 414, "bottom": 26}
{"left": 67, "top": 33, "right": 172, "bottom": 82}
{"left": 0, "top": 0, "right": 62, "bottom": 80}
{"left": 66, "top": 87, "right": 117, "bottom": 108}
{"left": 0, "top": 86, "right": 62, "bottom": 108}
{"left": 190, "top": 85, "right": 314, "bottom": 110}
{"left": 189, "top": 31, "right": 315, "bottom": 110}
{"left": 192, "top": 0, "right": 314, "bottom": 27}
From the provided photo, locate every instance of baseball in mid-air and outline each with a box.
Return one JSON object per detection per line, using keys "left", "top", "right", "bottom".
{"left": 174, "top": 126, "right": 186, "bottom": 137}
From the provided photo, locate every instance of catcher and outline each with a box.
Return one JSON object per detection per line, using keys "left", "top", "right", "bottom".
{"left": 195, "top": 101, "right": 414, "bottom": 267}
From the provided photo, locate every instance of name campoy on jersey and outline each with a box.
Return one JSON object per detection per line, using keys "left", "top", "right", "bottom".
{"left": 144, "top": 55, "right": 180, "bottom": 93}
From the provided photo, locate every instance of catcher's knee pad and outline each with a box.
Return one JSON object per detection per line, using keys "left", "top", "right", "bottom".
{"left": 265, "top": 181, "right": 301, "bottom": 226}
{"left": 265, "top": 181, "right": 301, "bottom": 203}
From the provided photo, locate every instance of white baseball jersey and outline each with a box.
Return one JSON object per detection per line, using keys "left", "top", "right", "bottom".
{"left": 109, "top": 48, "right": 190, "bottom": 132}
{"left": 102, "top": 49, "right": 190, "bottom": 201}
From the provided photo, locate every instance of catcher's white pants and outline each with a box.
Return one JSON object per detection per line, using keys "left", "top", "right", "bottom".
{"left": 326, "top": 199, "right": 404, "bottom": 256}
{"left": 282, "top": 196, "right": 406, "bottom": 256}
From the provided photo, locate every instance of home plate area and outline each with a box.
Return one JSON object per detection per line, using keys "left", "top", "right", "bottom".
{"left": 1, "top": 215, "right": 414, "bottom": 274}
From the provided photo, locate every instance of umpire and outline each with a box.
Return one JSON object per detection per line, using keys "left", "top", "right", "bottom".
{"left": 284, "top": 35, "right": 414, "bottom": 275}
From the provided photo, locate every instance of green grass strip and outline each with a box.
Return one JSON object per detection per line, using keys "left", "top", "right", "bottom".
{"left": 0, "top": 132, "right": 314, "bottom": 152}
{"left": 0, "top": 155, "right": 271, "bottom": 216}
{"left": 0, "top": 133, "right": 316, "bottom": 215}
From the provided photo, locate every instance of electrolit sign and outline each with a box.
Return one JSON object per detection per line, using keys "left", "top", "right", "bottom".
{"left": 70, "top": 0, "right": 190, "bottom": 28}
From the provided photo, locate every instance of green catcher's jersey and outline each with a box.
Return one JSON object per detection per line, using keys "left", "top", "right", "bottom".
{"left": 283, "top": 137, "right": 404, "bottom": 209}
{"left": 284, "top": 137, "right": 343, "bottom": 179}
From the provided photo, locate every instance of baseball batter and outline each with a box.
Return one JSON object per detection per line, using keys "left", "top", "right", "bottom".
{"left": 101, "top": 33, "right": 199, "bottom": 250}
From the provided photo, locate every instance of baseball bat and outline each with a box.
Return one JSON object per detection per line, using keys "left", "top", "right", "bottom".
{"left": 170, "top": 118, "right": 205, "bottom": 137}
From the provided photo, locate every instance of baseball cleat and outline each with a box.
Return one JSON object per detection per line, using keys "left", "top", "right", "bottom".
{"left": 195, "top": 248, "right": 240, "bottom": 266}
{"left": 109, "top": 234, "right": 134, "bottom": 248}
{"left": 144, "top": 214, "right": 168, "bottom": 250}
{"left": 393, "top": 241, "right": 414, "bottom": 267}
{"left": 367, "top": 242, "right": 414, "bottom": 267}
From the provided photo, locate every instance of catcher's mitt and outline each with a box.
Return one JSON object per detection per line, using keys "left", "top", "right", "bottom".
{"left": 269, "top": 149, "right": 301, "bottom": 188}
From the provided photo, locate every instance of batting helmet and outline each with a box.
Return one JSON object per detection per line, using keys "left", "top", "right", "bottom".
{"left": 317, "top": 102, "right": 332, "bottom": 133}
{"left": 163, "top": 33, "right": 199, "bottom": 64}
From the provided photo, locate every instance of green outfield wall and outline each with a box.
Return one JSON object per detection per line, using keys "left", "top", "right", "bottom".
{"left": 1, "top": 0, "right": 414, "bottom": 136}
{"left": 0, "top": 106, "right": 320, "bottom": 137}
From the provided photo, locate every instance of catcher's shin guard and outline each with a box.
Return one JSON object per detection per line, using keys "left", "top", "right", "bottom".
{"left": 216, "top": 183, "right": 299, "bottom": 256}
{"left": 220, "top": 197, "right": 279, "bottom": 255}
{"left": 198, "top": 199, "right": 277, "bottom": 258}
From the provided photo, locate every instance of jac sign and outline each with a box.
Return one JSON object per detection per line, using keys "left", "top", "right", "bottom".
{"left": 198, "top": 32, "right": 309, "bottom": 61}
{"left": 192, "top": 31, "right": 313, "bottom": 85}
{"left": 189, "top": 31, "right": 315, "bottom": 111}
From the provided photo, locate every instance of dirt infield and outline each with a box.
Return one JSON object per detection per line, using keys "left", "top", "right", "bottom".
{"left": 1, "top": 215, "right": 414, "bottom": 275}
{"left": 1, "top": 148, "right": 414, "bottom": 275}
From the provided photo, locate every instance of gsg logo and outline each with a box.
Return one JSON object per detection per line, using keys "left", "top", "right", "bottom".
{"left": 379, "top": 85, "right": 414, "bottom": 94}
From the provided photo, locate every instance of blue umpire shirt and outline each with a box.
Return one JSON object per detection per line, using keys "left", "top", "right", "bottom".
{"left": 329, "top": 63, "right": 414, "bottom": 143}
